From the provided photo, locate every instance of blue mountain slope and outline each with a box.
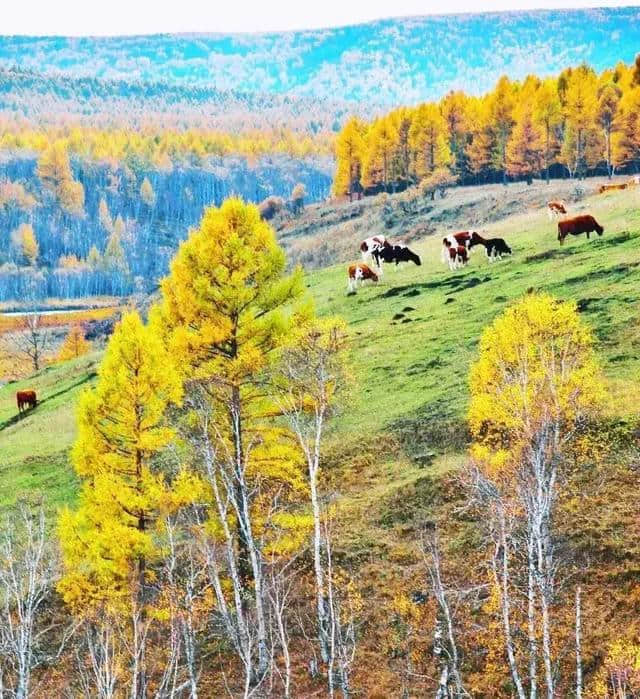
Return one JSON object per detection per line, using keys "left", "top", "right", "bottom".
{"left": 2, "top": 8, "right": 639, "bottom": 105}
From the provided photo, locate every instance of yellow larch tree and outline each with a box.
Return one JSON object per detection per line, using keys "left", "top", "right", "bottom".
{"left": 361, "top": 116, "right": 398, "bottom": 192}
{"left": 333, "top": 116, "right": 366, "bottom": 198}
{"left": 562, "top": 64, "right": 600, "bottom": 178}
{"left": 58, "top": 311, "right": 189, "bottom": 694}
{"left": 11, "top": 223, "right": 39, "bottom": 266}
{"left": 408, "top": 103, "right": 452, "bottom": 182}
{"left": 158, "top": 197, "right": 311, "bottom": 684}
{"left": 56, "top": 324, "right": 91, "bottom": 362}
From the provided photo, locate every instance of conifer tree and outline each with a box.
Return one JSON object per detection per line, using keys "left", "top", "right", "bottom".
{"left": 57, "top": 324, "right": 91, "bottom": 361}
{"left": 159, "top": 197, "right": 309, "bottom": 683}
{"left": 58, "top": 311, "right": 185, "bottom": 696}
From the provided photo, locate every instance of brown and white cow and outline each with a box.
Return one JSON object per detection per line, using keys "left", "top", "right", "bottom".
{"left": 547, "top": 200, "right": 568, "bottom": 219}
{"left": 443, "top": 240, "right": 469, "bottom": 270}
{"left": 441, "top": 231, "right": 484, "bottom": 265}
{"left": 360, "top": 236, "right": 388, "bottom": 264}
{"left": 557, "top": 215, "right": 604, "bottom": 245}
{"left": 347, "top": 263, "right": 379, "bottom": 292}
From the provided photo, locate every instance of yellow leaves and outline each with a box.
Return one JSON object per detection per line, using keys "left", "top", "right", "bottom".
{"left": 10, "top": 222, "right": 38, "bottom": 266}
{"left": 590, "top": 639, "right": 640, "bottom": 697}
{"left": 140, "top": 176, "right": 156, "bottom": 206}
{"left": 59, "top": 310, "right": 186, "bottom": 609}
{"left": 469, "top": 293, "right": 606, "bottom": 468}
{"left": 264, "top": 512, "right": 313, "bottom": 556}
{"left": 56, "top": 324, "right": 91, "bottom": 362}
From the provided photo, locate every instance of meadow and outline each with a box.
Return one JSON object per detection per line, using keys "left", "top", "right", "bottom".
{"left": 2, "top": 182, "right": 639, "bottom": 524}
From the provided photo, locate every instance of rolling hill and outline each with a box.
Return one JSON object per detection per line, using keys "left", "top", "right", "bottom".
{"left": 2, "top": 8, "right": 640, "bottom": 105}
{"left": 3, "top": 181, "right": 639, "bottom": 512}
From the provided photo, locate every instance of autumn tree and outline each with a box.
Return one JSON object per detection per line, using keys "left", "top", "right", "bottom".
{"left": 36, "top": 140, "right": 85, "bottom": 216}
{"left": 158, "top": 198, "right": 309, "bottom": 687}
{"left": 562, "top": 64, "right": 600, "bottom": 178}
{"left": 535, "top": 79, "right": 562, "bottom": 183}
{"left": 362, "top": 117, "right": 398, "bottom": 192}
{"left": 408, "top": 103, "right": 451, "bottom": 182}
{"left": 57, "top": 324, "right": 91, "bottom": 362}
{"left": 597, "top": 81, "right": 622, "bottom": 177}
{"left": 507, "top": 99, "right": 544, "bottom": 184}
{"left": 441, "top": 91, "right": 471, "bottom": 179}
{"left": 98, "top": 197, "right": 113, "bottom": 233}
{"left": 276, "top": 318, "right": 348, "bottom": 667}
{"left": 487, "top": 76, "right": 516, "bottom": 184}
{"left": 468, "top": 294, "right": 606, "bottom": 698}
{"left": 11, "top": 223, "right": 39, "bottom": 266}
{"left": 58, "top": 311, "right": 186, "bottom": 697}
{"left": 333, "top": 116, "right": 365, "bottom": 199}
{"left": 139, "top": 177, "right": 156, "bottom": 207}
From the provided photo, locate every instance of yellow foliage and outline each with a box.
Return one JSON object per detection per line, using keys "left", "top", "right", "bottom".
{"left": 469, "top": 293, "right": 606, "bottom": 476}
{"left": 58, "top": 311, "right": 184, "bottom": 610}
{"left": 56, "top": 324, "right": 91, "bottom": 362}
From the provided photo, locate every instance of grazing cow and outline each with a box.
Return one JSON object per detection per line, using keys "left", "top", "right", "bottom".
{"left": 445, "top": 243, "right": 468, "bottom": 271}
{"left": 557, "top": 215, "right": 604, "bottom": 245}
{"left": 441, "top": 231, "right": 484, "bottom": 264}
{"left": 372, "top": 244, "right": 421, "bottom": 270}
{"left": 547, "top": 200, "right": 568, "bottom": 219}
{"left": 599, "top": 183, "right": 627, "bottom": 194}
{"left": 360, "top": 235, "right": 388, "bottom": 263}
{"left": 17, "top": 389, "right": 37, "bottom": 414}
{"left": 347, "top": 263, "right": 379, "bottom": 292}
{"left": 481, "top": 238, "right": 512, "bottom": 262}
{"left": 628, "top": 175, "right": 640, "bottom": 186}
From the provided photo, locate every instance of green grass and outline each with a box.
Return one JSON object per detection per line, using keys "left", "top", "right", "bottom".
{"left": 0, "top": 353, "right": 100, "bottom": 513}
{"left": 2, "top": 185, "right": 639, "bottom": 521}
{"left": 311, "top": 187, "right": 640, "bottom": 438}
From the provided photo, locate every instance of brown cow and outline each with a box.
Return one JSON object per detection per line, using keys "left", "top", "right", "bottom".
{"left": 347, "top": 263, "right": 379, "bottom": 292}
{"left": 558, "top": 215, "right": 604, "bottom": 245}
{"left": 599, "top": 183, "right": 627, "bottom": 194}
{"left": 17, "top": 389, "right": 37, "bottom": 414}
{"left": 547, "top": 200, "right": 568, "bottom": 219}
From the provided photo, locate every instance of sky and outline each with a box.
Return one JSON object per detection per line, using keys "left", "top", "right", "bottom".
{"left": 3, "top": 0, "right": 638, "bottom": 35}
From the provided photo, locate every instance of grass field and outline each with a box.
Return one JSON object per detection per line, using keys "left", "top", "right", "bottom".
{"left": 1, "top": 183, "right": 639, "bottom": 524}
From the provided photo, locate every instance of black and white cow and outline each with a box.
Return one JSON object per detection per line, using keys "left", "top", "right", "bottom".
{"left": 372, "top": 244, "right": 421, "bottom": 270}
{"left": 481, "top": 238, "right": 512, "bottom": 261}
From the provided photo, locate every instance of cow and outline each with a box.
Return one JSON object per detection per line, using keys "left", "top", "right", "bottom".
{"left": 372, "top": 244, "right": 421, "bottom": 271}
{"left": 445, "top": 244, "right": 468, "bottom": 271}
{"left": 557, "top": 215, "right": 604, "bottom": 245}
{"left": 360, "top": 236, "right": 388, "bottom": 264}
{"left": 547, "top": 200, "right": 568, "bottom": 219}
{"left": 481, "top": 238, "right": 512, "bottom": 261}
{"left": 441, "top": 231, "right": 484, "bottom": 264}
{"left": 599, "top": 183, "right": 627, "bottom": 194}
{"left": 628, "top": 175, "right": 640, "bottom": 186}
{"left": 347, "top": 263, "right": 379, "bottom": 293}
{"left": 17, "top": 390, "right": 37, "bottom": 414}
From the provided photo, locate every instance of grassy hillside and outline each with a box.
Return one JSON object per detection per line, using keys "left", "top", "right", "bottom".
{"left": 2, "top": 183, "right": 639, "bottom": 522}
{"left": 0, "top": 354, "right": 99, "bottom": 514}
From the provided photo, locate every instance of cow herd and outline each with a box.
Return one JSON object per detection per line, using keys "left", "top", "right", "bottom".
{"left": 348, "top": 198, "right": 607, "bottom": 293}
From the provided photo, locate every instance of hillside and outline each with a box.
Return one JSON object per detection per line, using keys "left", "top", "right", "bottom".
{"left": 3, "top": 182, "right": 639, "bottom": 506}
{"left": 2, "top": 8, "right": 639, "bottom": 104}
{"left": 3, "top": 182, "right": 640, "bottom": 693}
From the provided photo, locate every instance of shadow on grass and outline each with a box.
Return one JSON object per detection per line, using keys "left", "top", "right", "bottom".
{"left": 0, "top": 372, "right": 96, "bottom": 432}
{"left": 381, "top": 274, "right": 493, "bottom": 299}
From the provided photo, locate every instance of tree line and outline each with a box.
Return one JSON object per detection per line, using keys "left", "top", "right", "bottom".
{"left": 333, "top": 55, "right": 640, "bottom": 197}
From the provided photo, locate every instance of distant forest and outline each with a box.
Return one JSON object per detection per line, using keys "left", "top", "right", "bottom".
{"left": 0, "top": 149, "right": 331, "bottom": 302}
{"left": 333, "top": 56, "right": 640, "bottom": 197}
